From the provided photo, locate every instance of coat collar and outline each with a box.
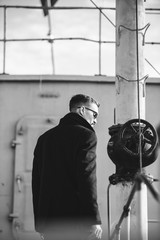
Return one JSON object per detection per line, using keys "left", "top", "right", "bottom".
{"left": 59, "top": 112, "right": 94, "bottom": 132}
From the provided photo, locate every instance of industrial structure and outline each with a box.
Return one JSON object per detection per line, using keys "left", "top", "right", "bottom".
{"left": 0, "top": 1, "right": 160, "bottom": 240}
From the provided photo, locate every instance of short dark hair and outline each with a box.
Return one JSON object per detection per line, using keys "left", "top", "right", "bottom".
{"left": 69, "top": 94, "right": 100, "bottom": 111}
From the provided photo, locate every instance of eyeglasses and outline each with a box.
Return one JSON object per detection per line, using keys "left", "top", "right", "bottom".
{"left": 77, "top": 106, "right": 98, "bottom": 119}
{"left": 84, "top": 107, "right": 98, "bottom": 119}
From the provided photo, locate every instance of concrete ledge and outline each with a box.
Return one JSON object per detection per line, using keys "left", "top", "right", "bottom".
{"left": 0, "top": 74, "right": 159, "bottom": 84}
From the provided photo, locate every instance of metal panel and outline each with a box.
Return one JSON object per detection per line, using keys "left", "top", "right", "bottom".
{"left": 10, "top": 115, "right": 58, "bottom": 240}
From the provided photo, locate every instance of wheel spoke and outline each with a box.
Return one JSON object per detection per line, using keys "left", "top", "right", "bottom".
{"left": 143, "top": 137, "right": 152, "bottom": 145}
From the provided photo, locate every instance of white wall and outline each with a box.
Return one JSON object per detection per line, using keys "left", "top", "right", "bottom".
{"left": 0, "top": 75, "right": 159, "bottom": 240}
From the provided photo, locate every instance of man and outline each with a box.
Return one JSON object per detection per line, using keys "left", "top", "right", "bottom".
{"left": 32, "top": 94, "right": 102, "bottom": 239}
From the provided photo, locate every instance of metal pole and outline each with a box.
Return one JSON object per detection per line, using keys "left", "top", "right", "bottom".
{"left": 116, "top": 0, "right": 145, "bottom": 123}
{"left": 126, "top": 208, "right": 131, "bottom": 240}
{"left": 98, "top": 10, "right": 102, "bottom": 75}
{"left": 136, "top": 182, "right": 148, "bottom": 240}
{"left": 47, "top": 0, "right": 55, "bottom": 74}
{"left": 114, "top": 1, "right": 148, "bottom": 240}
{"left": 3, "top": 6, "right": 7, "bottom": 74}
{"left": 107, "top": 184, "right": 111, "bottom": 239}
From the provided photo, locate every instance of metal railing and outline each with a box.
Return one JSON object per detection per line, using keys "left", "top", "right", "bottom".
{"left": 0, "top": 5, "right": 160, "bottom": 76}
{"left": 0, "top": 5, "right": 116, "bottom": 75}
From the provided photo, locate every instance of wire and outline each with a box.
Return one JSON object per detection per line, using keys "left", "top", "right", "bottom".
{"left": 135, "top": 0, "right": 143, "bottom": 173}
{"left": 89, "top": 0, "right": 115, "bottom": 27}
{"left": 145, "top": 58, "right": 160, "bottom": 76}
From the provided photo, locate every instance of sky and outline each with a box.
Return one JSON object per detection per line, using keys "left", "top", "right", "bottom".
{"left": 0, "top": 0, "right": 160, "bottom": 77}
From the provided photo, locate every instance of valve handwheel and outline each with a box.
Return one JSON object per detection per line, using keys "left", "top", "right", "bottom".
{"left": 121, "top": 119, "right": 157, "bottom": 155}
{"left": 107, "top": 119, "right": 159, "bottom": 170}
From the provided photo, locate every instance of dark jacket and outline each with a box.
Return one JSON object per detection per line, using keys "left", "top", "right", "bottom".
{"left": 32, "top": 112, "right": 101, "bottom": 233}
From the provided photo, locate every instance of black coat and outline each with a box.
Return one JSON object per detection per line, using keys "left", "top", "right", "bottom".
{"left": 32, "top": 112, "right": 101, "bottom": 233}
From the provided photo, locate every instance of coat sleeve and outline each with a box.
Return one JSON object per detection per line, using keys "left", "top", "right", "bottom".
{"left": 76, "top": 130, "right": 101, "bottom": 225}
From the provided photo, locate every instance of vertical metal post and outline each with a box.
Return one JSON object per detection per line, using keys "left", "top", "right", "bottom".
{"left": 3, "top": 6, "right": 7, "bottom": 74}
{"left": 99, "top": 9, "right": 102, "bottom": 75}
{"left": 136, "top": 182, "right": 148, "bottom": 240}
{"left": 47, "top": 0, "right": 55, "bottom": 74}
{"left": 107, "top": 184, "right": 111, "bottom": 240}
{"left": 126, "top": 208, "right": 131, "bottom": 240}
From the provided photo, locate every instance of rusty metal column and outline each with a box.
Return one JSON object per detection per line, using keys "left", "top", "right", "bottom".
{"left": 115, "top": 1, "right": 148, "bottom": 240}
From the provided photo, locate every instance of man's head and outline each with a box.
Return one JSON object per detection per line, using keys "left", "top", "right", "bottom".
{"left": 69, "top": 94, "right": 100, "bottom": 127}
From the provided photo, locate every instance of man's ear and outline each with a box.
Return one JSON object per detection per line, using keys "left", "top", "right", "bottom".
{"left": 79, "top": 106, "right": 85, "bottom": 116}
